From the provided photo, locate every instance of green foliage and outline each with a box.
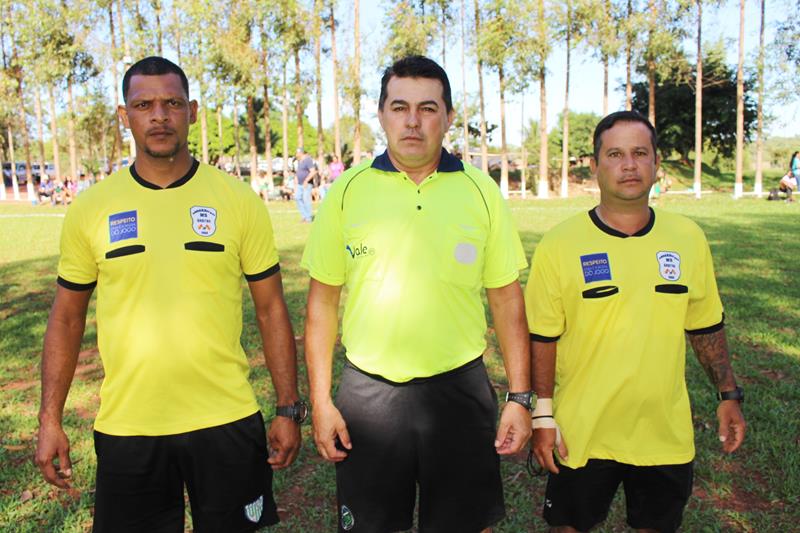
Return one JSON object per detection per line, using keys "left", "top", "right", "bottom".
{"left": 631, "top": 41, "right": 758, "bottom": 161}
{"left": 379, "top": 0, "right": 434, "bottom": 66}
{"left": 548, "top": 111, "right": 603, "bottom": 158}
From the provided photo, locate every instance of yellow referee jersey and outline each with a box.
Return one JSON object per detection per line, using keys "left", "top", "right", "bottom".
{"left": 302, "top": 149, "right": 527, "bottom": 382}
{"left": 58, "top": 161, "right": 279, "bottom": 436}
{"left": 525, "top": 208, "right": 724, "bottom": 468}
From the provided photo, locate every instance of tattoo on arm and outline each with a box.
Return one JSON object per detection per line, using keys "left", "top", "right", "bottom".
{"left": 689, "top": 328, "right": 737, "bottom": 389}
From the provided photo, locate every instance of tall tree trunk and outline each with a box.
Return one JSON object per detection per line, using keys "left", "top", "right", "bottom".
{"left": 153, "top": 0, "right": 163, "bottom": 55}
{"left": 282, "top": 64, "right": 290, "bottom": 175}
{"left": 34, "top": 88, "right": 47, "bottom": 184}
{"left": 537, "top": 0, "right": 549, "bottom": 198}
{"left": 694, "top": 0, "right": 703, "bottom": 199}
{"left": 261, "top": 28, "right": 274, "bottom": 187}
{"left": 330, "top": 3, "right": 341, "bottom": 160}
{"left": 561, "top": 23, "right": 571, "bottom": 199}
{"left": 625, "top": 0, "right": 633, "bottom": 111}
{"left": 315, "top": 0, "right": 325, "bottom": 170}
{"left": 0, "top": 133, "right": 5, "bottom": 200}
{"left": 48, "top": 84, "right": 61, "bottom": 181}
{"left": 109, "top": 3, "right": 123, "bottom": 171}
{"left": 233, "top": 94, "right": 242, "bottom": 180}
{"left": 294, "top": 47, "right": 304, "bottom": 148}
{"left": 754, "top": 0, "right": 765, "bottom": 197}
{"left": 8, "top": 128, "right": 19, "bottom": 200}
{"left": 498, "top": 66, "right": 508, "bottom": 199}
{"left": 173, "top": 2, "right": 181, "bottom": 62}
{"left": 15, "top": 76, "right": 35, "bottom": 200}
{"left": 602, "top": 53, "right": 609, "bottom": 116}
{"left": 247, "top": 95, "right": 258, "bottom": 185}
{"left": 734, "top": 0, "right": 744, "bottom": 198}
{"left": 460, "top": 0, "right": 470, "bottom": 163}
{"left": 352, "top": 0, "right": 361, "bottom": 164}
{"left": 117, "top": 0, "right": 130, "bottom": 66}
{"left": 216, "top": 103, "right": 223, "bottom": 167}
{"left": 474, "top": 0, "right": 488, "bottom": 173}
{"left": 67, "top": 78, "right": 79, "bottom": 180}
{"left": 441, "top": 5, "right": 451, "bottom": 150}
{"left": 200, "top": 82, "right": 209, "bottom": 163}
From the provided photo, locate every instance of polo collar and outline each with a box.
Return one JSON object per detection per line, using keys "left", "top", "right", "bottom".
{"left": 130, "top": 158, "right": 199, "bottom": 190}
{"left": 589, "top": 206, "right": 655, "bottom": 238}
{"left": 371, "top": 148, "right": 465, "bottom": 173}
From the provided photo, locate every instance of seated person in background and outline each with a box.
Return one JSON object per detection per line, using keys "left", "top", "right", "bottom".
{"left": 779, "top": 172, "right": 797, "bottom": 201}
{"left": 38, "top": 176, "right": 55, "bottom": 204}
{"left": 281, "top": 173, "right": 295, "bottom": 201}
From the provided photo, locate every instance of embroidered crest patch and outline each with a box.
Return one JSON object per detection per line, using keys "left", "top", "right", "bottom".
{"left": 341, "top": 505, "right": 355, "bottom": 531}
{"left": 580, "top": 253, "right": 612, "bottom": 283}
{"left": 108, "top": 210, "right": 138, "bottom": 243}
{"left": 244, "top": 495, "right": 263, "bottom": 523}
{"left": 190, "top": 206, "right": 217, "bottom": 236}
{"left": 656, "top": 251, "right": 681, "bottom": 281}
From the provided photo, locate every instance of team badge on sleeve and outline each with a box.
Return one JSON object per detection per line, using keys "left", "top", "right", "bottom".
{"left": 656, "top": 251, "right": 681, "bottom": 281}
{"left": 108, "top": 210, "right": 138, "bottom": 243}
{"left": 580, "top": 253, "right": 612, "bottom": 283}
{"left": 190, "top": 206, "right": 217, "bottom": 236}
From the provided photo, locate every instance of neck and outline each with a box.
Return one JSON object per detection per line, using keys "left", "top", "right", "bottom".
{"left": 596, "top": 199, "right": 651, "bottom": 236}
{"left": 387, "top": 150, "right": 441, "bottom": 185}
{"left": 133, "top": 148, "right": 194, "bottom": 188}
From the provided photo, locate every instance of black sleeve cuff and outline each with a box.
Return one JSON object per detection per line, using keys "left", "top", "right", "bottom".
{"left": 686, "top": 317, "right": 725, "bottom": 336}
{"left": 530, "top": 332, "right": 560, "bottom": 343}
{"left": 57, "top": 276, "right": 97, "bottom": 291}
{"left": 244, "top": 262, "right": 281, "bottom": 282}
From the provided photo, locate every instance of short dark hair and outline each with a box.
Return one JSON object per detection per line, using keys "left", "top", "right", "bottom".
{"left": 122, "top": 56, "right": 189, "bottom": 103}
{"left": 593, "top": 111, "right": 658, "bottom": 161}
{"left": 378, "top": 55, "right": 452, "bottom": 113}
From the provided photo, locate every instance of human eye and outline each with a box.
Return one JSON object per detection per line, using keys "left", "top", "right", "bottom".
{"left": 134, "top": 101, "right": 150, "bottom": 109}
{"left": 607, "top": 150, "right": 621, "bottom": 158}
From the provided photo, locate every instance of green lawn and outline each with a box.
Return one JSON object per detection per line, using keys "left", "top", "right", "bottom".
{"left": 1, "top": 193, "right": 798, "bottom": 532}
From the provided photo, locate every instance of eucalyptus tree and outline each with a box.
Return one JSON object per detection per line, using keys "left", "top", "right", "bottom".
{"left": 352, "top": 0, "right": 361, "bottom": 163}
{"left": 380, "top": 0, "right": 432, "bottom": 64}
{"left": 313, "top": 0, "right": 325, "bottom": 169}
{"left": 733, "top": 0, "right": 744, "bottom": 198}
{"left": 460, "top": 0, "right": 470, "bottom": 162}
{"left": 586, "top": 0, "right": 622, "bottom": 115}
{"left": 753, "top": 0, "right": 765, "bottom": 197}
{"left": 532, "top": 0, "right": 552, "bottom": 198}
{"left": 328, "top": 0, "right": 342, "bottom": 160}
{"left": 473, "top": 0, "right": 488, "bottom": 172}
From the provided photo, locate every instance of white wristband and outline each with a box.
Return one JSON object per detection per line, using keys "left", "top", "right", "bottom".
{"left": 532, "top": 398, "right": 553, "bottom": 418}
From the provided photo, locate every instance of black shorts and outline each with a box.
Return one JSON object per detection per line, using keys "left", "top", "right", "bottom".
{"left": 543, "top": 459, "right": 693, "bottom": 533}
{"left": 334, "top": 357, "right": 505, "bottom": 533}
{"left": 93, "top": 411, "right": 279, "bottom": 533}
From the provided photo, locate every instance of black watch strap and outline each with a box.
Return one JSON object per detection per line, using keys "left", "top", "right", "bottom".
{"left": 505, "top": 391, "right": 534, "bottom": 411}
{"left": 716, "top": 386, "right": 744, "bottom": 403}
{"left": 275, "top": 400, "right": 309, "bottom": 423}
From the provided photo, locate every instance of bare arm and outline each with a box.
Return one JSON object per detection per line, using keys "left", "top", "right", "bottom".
{"left": 688, "top": 327, "right": 746, "bottom": 453}
{"left": 530, "top": 340, "right": 568, "bottom": 473}
{"left": 304, "top": 278, "right": 351, "bottom": 462}
{"left": 35, "top": 285, "right": 92, "bottom": 488}
{"left": 248, "top": 272, "right": 301, "bottom": 469}
{"left": 486, "top": 281, "right": 532, "bottom": 455}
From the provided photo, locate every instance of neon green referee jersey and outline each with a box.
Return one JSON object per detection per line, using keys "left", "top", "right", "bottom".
{"left": 525, "top": 208, "right": 724, "bottom": 468}
{"left": 58, "top": 161, "right": 279, "bottom": 436}
{"left": 302, "top": 149, "right": 527, "bottom": 382}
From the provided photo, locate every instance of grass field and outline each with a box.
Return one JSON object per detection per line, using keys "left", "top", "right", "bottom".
{"left": 1, "top": 193, "right": 798, "bottom": 532}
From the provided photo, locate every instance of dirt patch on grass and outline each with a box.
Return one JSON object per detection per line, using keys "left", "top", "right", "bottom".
{"left": 695, "top": 455, "right": 777, "bottom": 514}
{"left": 273, "top": 456, "right": 333, "bottom": 522}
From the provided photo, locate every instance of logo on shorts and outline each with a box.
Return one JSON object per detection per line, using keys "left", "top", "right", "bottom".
{"left": 244, "top": 495, "right": 263, "bottom": 523}
{"left": 340, "top": 505, "right": 355, "bottom": 531}
{"left": 656, "top": 251, "right": 681, "bottom": 281}
{"left": 108, "top": 210, "right": 138, "bottom": 243}
{"left": 545, "top": 498, "right": 553, "bottom": 508}
{"left": 190, "top": 206, "right": 217, "bottom": 236}
{"left": 580, "top": 252, "right": 612, "bottom": 283}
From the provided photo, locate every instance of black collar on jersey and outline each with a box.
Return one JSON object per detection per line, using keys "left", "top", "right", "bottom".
{"left": 371, "top": 148, "right": 465, "bottom": 173}
{"left": 589, "top": 206, "right": 655, "bottom": 238}
{"left": 130, "top": 158, "right": 199, "bottom": 190}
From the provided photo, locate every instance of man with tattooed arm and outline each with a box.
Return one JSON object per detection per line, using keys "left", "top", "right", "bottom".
{"left": 525, "top": 111, "right": 746, "bottom": 533}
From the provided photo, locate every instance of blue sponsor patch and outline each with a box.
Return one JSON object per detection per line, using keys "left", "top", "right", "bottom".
{"left": 580, "top": 252, "right": 612, "bottom": 283}
{"left": 109, "top": 210, "right": 138, "bottom": 243}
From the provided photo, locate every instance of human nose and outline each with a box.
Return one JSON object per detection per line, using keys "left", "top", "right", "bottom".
{"left": 621, "top": 152, "right": 637, "bottom": 170}
{"left": 405, "top": 109, "right": 420, "bottom": 129}
{"left": 151, "top": 102, "right": 169, "bottom": 122}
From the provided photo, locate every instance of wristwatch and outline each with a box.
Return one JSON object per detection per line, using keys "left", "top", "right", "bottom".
{"left": 716, "top": 386, "right": 744, "bottom": 403}
{"left": 275, "top": 400, "right": 309, "bottom": 423}
{"left": 505, "top": 391, "right": 534, "bottom": 411}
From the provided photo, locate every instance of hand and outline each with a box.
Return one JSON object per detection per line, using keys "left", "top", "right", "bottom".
{"left": 267, "top": 416, "right": 301, "bottom": 470}
{"left": 34, "top": 420, "right": 72, "bottom": 488}
{"left": 531, "top": 425, "right": 568, "bottom": 474}
{"left": 311, "top": 399, "right": 351, "bottom": 462}
{"left": 494, "top": 401, "right": 532, "bottom": 455}
{"left": 717, "top": 400, "right": 746, "bottom": 453}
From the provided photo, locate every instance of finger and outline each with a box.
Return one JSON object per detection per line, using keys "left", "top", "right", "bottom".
{"left": 494, "top": 420, "right": 511, "bottom": 450}
{"left": 267, "top": 445, "right": 290, "bottom": 469}
{"left": 557, "top": 432, "right": 569, "bottom": 462}
{"left": 542, "top": 450, "right": 560, "bottom": 474}
{"left": 336, "top": 425, "right": 352, "bottom": 451}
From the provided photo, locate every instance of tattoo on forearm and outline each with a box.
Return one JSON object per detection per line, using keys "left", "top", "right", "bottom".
{"left": 689, "top": 329, "right": 736, "bottom": 389}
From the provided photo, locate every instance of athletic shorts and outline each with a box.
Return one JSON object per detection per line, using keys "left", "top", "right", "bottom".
{"left": 334, "top": 357, "right": 505, "bottom": 533}
{"left": 543, "top": 459, "right": 694, "bottom": 533}
{"left": 92, "top": 411, "right": 279, "bottom": 533}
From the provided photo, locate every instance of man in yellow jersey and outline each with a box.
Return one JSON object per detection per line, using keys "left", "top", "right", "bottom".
{"left": 302, "top": 55, "right": 532, "bottom": 533}
{"left": 34, "top": 57, "right": 303, "bottom": 532}
{"left": 526, "top": 111, "right": 746, "bottom": 533}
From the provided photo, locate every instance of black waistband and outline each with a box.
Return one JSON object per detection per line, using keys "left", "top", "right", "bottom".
{"left": 344, "top": 356, "right": 484, "bottom": 386}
